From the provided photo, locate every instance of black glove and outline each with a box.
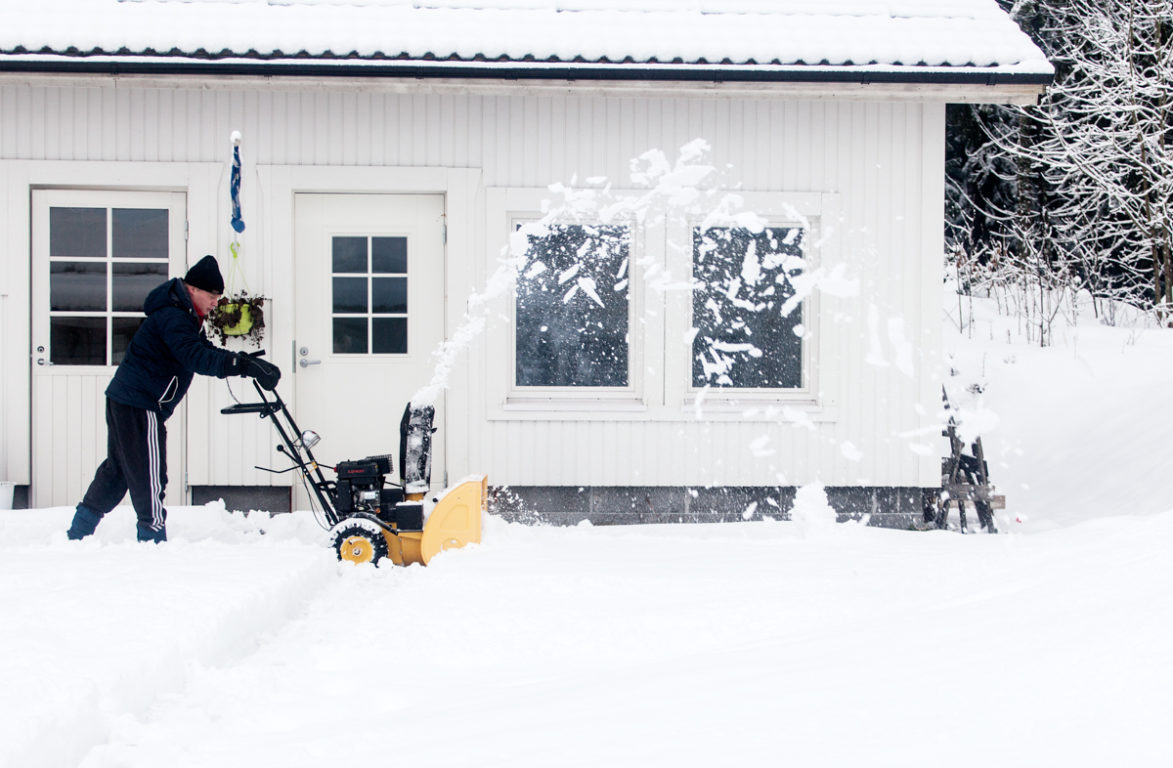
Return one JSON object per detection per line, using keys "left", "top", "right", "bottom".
{"left": 235, "top": 352, "right": 281, "bottom": 391}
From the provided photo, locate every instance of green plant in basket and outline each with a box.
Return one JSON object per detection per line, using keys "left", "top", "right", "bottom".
{"left": 207, "top": 291, "right": 266, "bottom": 347}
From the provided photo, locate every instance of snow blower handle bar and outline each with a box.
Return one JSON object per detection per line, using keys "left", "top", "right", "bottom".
{"left": 220, "top": 401, "right": 279, "bottom": 416}
{"left": 219, "top": 354, "right": 278, "bottom": 415}
{"left": 219, "top": 380, "right": 343, "bottom": 526}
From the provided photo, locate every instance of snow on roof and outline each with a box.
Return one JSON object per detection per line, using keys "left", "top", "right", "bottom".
{"left": 0, "top": 0, "right": 1053, "bottom": 82}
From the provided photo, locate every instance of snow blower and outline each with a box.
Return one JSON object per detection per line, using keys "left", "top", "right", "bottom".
{"left": 222, "top": 378, "right": 484, "bottom": 566}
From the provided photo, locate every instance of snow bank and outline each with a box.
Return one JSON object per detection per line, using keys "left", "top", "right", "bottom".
{"left": 2, "top": 507, "right": 1172, "bottom": 766}
{"left": 944, "top": 284, "right": 1173, "bottom": 531}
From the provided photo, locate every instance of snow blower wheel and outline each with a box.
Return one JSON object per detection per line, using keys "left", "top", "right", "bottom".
{"left": 333, "top": 523, "right": 388, "bottom": 566}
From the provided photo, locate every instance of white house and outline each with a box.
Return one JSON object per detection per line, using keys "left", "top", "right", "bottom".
{"left": 0, "top": 0, "right": 1051, "bottom": 524}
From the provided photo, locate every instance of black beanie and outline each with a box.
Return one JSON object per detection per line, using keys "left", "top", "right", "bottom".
{"left": 184, "top": 255, "right": 224, "bottom": 294}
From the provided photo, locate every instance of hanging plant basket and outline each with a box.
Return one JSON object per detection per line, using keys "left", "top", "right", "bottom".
{"left": 207, "top": 292, "right": 266, "bottom": 347}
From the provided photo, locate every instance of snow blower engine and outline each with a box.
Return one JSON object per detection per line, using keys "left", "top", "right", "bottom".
{"left": 222, "top": 378, "right": 484, "bottom": 566}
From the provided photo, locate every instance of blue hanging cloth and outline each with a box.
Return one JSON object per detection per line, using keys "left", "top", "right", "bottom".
{"left": 230, "top": 144, "right": 246, "bottom": 234}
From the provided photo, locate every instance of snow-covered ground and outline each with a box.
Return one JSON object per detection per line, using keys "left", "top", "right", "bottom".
{"left": 4, "top": 290, "right": 1173, "bottom": 768}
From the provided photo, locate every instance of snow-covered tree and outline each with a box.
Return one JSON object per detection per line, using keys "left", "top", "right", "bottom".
{"left": 949, "top": 0, "right": 1173, "bottom": 332}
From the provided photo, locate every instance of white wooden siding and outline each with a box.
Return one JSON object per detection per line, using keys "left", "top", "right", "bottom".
{"left": 0, "top": 78, "right": 943, "bottom": 492}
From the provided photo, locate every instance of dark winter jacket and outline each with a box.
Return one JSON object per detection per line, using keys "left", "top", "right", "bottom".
{"left": 105, "top": 278, "right": 237, "bottom": 420}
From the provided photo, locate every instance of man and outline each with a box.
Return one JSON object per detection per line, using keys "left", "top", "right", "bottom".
{"left": 66, "top": 255, "right": 280, "bottom": 543}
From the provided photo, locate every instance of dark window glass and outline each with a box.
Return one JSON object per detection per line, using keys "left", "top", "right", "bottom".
{"left": 49, "top": 207, "right": 106, "bottom": 258}
{"left": 112, "top": 208, "right": 168, "bottom": 259}
{"left": 333, "top": 317, "right": 367, "bottom": 354}
{"left": 692, "top": 226, "right": 804, "bottom": 389}
{"left": 372, "top": 237, "right": 407, "bottom": 274}
{"left": 112, "top": 317, "right": 145, "bottom": 364}
{"left": 372, "top": 317, "right": 407, "bottom": 354}
{"left": 50, "top": 261, "right": 106, "bottom": 312}
{"left": 112, "top": 262, "right": 167, "bottom": 312}
{"left": 372, "top": 277, "right": 407, "bottom": 314}
{"left": 515, "top": 224, "right": 629, "bottom": 387}
{"left": 50, "top": 317, "right": 105, "bottom": 365}
{"left": 332, "top": 277, "right": 367, "bottom": 314}
{"left": 332, "top": 237, "right": 367, "bottom": 273}
{"left": 46, "top": 203, "right": 174, "bottom": 366}
{"left": 332, "top": 235, "right": 411, "bottom": 356}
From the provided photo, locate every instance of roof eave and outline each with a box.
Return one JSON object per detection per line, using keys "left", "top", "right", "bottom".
{"left": 0, "top": 55, "right": 1054, "bottom": 101}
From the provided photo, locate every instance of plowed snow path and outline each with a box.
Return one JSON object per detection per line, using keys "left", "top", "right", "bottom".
{"left": 6, "top": 506, "right": 1171, "bottom": 767}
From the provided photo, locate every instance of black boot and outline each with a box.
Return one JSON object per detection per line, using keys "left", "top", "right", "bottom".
{"left": 66, "top": 504, "right": 102, "bottom": 540}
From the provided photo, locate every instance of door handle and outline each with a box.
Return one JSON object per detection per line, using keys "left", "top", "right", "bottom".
{"left": 297, "top": 346, "right": 320, "bottom": 369}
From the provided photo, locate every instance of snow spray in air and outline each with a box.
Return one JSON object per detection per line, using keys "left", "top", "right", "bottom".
{"left": 410, "top": 138, "right": 852, "bottom": 409}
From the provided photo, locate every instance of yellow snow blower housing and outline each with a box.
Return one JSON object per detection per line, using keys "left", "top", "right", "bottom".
{"left": 222, "top": 377, "right": 484, "bottom": 566}
{"left": 331, "top": 475, "right": 486, "bottom": 566}
{"left": 385, "top": 475, "right": 486, "bottom": 565}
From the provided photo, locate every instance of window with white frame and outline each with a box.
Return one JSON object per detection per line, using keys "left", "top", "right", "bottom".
{"left": 47, "top": 206, "right": 171, "bottom": 366}
{"left": 691, "top": 225, "right": 806, "bottom": 390}
{"left": 488, "top": 188, "right": 832, "bottom": 419}
{"left": 330, "top": 235, "right": 409, "bottom": 355}
{"left": 514, "top": 223, "right": 631, "bottom": 388}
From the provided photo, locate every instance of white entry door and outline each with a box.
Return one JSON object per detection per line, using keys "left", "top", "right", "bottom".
{"left": 293, "top": 194, "right": 446, "bottom": 508}
{"left": 31, "top": 190, "right": 188, "bottom": 508}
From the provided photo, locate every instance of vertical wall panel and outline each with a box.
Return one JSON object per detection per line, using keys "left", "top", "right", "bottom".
{"left": 58, "top": 88, "right": 74, "bottom": 161}
{"left": 2, "top": 77, "right": 942, "bottom": 492}
{"left": 0, "top": 86, "right": 12, "bottom": 156}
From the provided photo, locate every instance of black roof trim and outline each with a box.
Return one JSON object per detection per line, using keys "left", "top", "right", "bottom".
{"left": 0, "top": 57, "right": 1055, "bottom": 87}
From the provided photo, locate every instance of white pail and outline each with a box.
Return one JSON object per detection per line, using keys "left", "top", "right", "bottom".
{"left": 0, "top": 482, "right": 13, "bottom": 510}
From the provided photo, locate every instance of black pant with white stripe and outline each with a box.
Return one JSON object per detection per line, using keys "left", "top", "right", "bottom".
{"left": 80, "top": 397, "right": 168, "bottom": 542}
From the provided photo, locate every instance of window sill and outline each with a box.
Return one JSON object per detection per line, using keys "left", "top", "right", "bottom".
{"left": 677, "top": 398, "right": 840, "bottom": 423}
{"left": 486, "top": 394, "right": 839, "bottom": 423}
{"left": 499, "top": 396, "right": 652, "bottom": 415}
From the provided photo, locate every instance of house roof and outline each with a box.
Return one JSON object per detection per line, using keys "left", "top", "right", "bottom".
{"left": 0, "top": 0, "right": 1053, "bottom": 87}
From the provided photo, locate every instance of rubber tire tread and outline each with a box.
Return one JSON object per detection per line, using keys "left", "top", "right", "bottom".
{"left": 332, "top": 522, "right": 389, "bottom": 566}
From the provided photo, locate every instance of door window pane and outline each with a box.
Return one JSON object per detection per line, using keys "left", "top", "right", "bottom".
{"left": 515, "top": 224, "right": 629, "bottom": 388}
{"left": 50, "top": 317, "right": 106, "bottom": 365}
{"left": 372, "top": 317, "right": 407, "bottom": 354}
{"left": 372, "top": 237, "right": 408, "bottom": 274}
{"left": 331, "top": 235, "right": 409, "bottom": 355}
{"left": 332, "top": 237, "right": 367, "bottom": 273}
{"left": 112, "top": 317, "right": 145, "bottom": 364}
{"left": 112, "top": 262, "right": 167, "bottom": 312}
{"left": 112, "top": 208, "right": 168, "bottom": 259}
{"left": 49, "top": 207, "right": 106, "bottom": 258}
{"left": 692, "top": 226, "right": 805, "bottom": 389}
{"left": 372, "top": 277, "right": 407, "bottom": 314}
{"left": 333, "top": 317, "right": 368, "bottom": 354}
{"left": 51, "top": 262, "right": 106, "bottom": 312}
{"left": 333, "top": 277, "right": 368, "bottom": 313}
